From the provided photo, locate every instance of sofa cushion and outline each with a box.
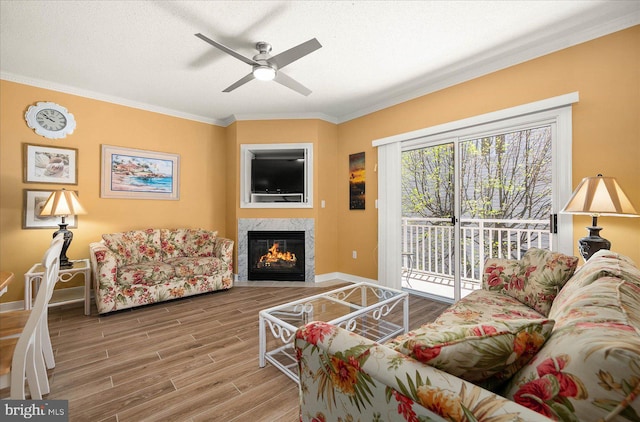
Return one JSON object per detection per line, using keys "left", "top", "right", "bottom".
{"left": 387, "top": 319, "right": 555, "bottom": 385}
{"left": 184, "top": 229, "right": 218, "bottom": 257}
{"left": 117, "top": 261, "right": 175, "bottom": 285}
{"left": 434, "top": 289, "right": 545, "bottom": 327}
{"left": 550, "top": 276, "right": 640, "bottom": 330}
{"left": 164, "top": 256, "right": 226, "bottom": 277}
{"left": 103, "top": 229, "right": 162, "bottom": 266}
{"left": 483, "top": 248, "right": 578, "bottom": 316}
{"left": 549, "top": 249, "right": 640, "bottom": 320}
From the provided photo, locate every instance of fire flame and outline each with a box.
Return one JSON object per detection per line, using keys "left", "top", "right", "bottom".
{"left": 259, "top": 242, "right": 297, "bottom": 266}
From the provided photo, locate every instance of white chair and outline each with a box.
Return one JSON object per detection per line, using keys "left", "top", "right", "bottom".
{"left": 0, "top": 234, "right": 64, "bottom": 399}
{"left": 1, "top": 274, "right": 59, "bottom": 370}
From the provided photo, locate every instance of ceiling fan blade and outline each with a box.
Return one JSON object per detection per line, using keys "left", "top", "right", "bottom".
{"left": 274, "top": 71, "right": 312, "bottom": 96}
{"left": 270, "top": 38, "right": 322, "bottom": 69}
{"left": 223, "top": 72, "right": 256, "bottom": 93}
{"left": 195, "top": 33, "right": 258, "bottom": 66}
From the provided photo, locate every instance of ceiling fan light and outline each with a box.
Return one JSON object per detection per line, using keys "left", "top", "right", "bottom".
{"left": 253, "top": 65, "right": 276, "bottom": 81}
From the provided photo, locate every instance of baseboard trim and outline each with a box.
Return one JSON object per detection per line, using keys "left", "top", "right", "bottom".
{"left": 316, "top": 272, "right": 378, "bottom": 284}
{"left": 0, "top": 300, "right": 26, "bottom": 313}
{"left": 314, "top": 272, "right": 340, "bottom": 283}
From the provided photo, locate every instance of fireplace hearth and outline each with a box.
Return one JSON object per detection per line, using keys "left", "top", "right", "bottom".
{"left": 248, "top": 231, "right": 305, "bottom": 281}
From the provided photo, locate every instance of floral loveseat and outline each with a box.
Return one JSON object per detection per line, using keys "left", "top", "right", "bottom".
{"left": 89, "top": 228, "right": 233, "bottom": 314}
{"left": 295, "top": 248, "right": 640, "bottom": 421}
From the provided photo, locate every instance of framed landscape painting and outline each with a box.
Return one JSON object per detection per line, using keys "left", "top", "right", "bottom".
{"left": 24, "top": 143, "right": 78, "bottom": 184}
{"left": 101, "top": 145, "right": 180, "bottom": 200}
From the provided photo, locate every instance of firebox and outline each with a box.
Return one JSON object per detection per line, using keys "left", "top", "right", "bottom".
{"left": 247, "top": 231, "right": 305, "bottom": 281}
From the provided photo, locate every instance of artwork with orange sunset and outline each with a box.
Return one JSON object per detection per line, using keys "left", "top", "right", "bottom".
{"left": 349, "top": 152, "right": 365, "bottom": 209}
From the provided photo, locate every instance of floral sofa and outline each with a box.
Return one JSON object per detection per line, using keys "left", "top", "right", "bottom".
{"left": 295, "top": 248, "right": 640, "bottom": 421}
{"left": 89, "top": 228, "right": 233, "bottom": 314}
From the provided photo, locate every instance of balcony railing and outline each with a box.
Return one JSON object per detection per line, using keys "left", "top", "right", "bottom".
{"left": 401, "top": 217, "right": 551, "bottom": 295}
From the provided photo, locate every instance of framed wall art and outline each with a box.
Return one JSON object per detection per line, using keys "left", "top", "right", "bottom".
{"left": 349, "top": 152, "right": 365, "bottom": 210}
{"left": 24, "top": 143, "right": 78, "bottom": 184}
{"left": 101, "top": 145, "right": 180, "bottom": 200}
{"left": 23, "top": 189, "right": 77, "bottom": 229}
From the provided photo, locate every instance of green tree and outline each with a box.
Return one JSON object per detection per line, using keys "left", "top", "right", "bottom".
{"left": 402, "top": 127, "right": 551, "bottom": 220}
{"left": 401, "top": 144, "right": 454, "bottom": 219}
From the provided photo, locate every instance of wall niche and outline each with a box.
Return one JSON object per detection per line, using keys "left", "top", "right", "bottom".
{"left": 240, "top": 143, "right": 313, "bottom": 208}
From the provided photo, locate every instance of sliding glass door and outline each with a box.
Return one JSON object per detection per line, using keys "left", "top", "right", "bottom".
{"left": 401, "top": 124, "right": 554, "bottom": 301}
{"left": 401, "top": 142, "right": 456, "bottom": 299}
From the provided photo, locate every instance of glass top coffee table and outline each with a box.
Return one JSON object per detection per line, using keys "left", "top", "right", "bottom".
{"left": 259, "top": 282, "right": 409, "bottom": 382}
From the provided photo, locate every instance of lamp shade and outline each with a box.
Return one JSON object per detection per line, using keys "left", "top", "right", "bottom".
{"left": 561, "top": 174, "right": 638, "bottom": 217}
{"left": 39, "top": 189, "right": 87, "bottom": 217}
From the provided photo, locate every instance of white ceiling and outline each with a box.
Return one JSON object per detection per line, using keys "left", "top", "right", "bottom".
{"left": 1, "top": 1, "right": 638, "bottom": 126}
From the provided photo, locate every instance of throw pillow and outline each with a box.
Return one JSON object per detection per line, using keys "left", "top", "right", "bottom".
{"left": 102, "top": 232, "right": 132, "bottom": 266}
{"left": 103, "top": 229, "right": 161, "bottom": 265}
{"left": 387, "top": 319, "right": 555, "bottom": 385}
{"left": 160, "top": 228, "right": 190, "bottom": 259}
{"left": 183, "top": 229, "right": 218, "bottom": 257}
{"left": 483, "top": 248, "right": 578, "bottom": 316}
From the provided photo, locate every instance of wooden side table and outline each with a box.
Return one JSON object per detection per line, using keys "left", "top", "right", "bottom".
{"left": 24, "top": 258, "right": 91, "bottom": 315}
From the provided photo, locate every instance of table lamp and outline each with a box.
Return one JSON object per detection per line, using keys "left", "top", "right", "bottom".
{"left": 38, "top": 189, "right": 87, "bottom": 268}
{"left": 561, "top": 174, "right": 638, "bottom": 261}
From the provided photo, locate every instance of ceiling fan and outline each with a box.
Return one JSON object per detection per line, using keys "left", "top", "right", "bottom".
{"left": 195, "top": 33, "right": 322, "bottom": 96}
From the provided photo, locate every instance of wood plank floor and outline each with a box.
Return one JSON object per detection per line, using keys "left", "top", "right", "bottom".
{"left": 1, "top": 283, "right": 448, "bottom": 422}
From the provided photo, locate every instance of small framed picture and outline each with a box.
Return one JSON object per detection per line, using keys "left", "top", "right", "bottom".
{"left": 349, "top": 152, "right": 365, "bottom": 210}
{"left": 23, "top": 189, "right": 78, "bottom": 229}
{"left": 24, "top": 143, "right": 78, "bottom": 184}
{"left": 101, "top": 144, "right": 180, "bottom": 200}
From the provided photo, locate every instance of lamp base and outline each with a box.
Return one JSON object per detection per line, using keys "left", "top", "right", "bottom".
{"left": 53, "top": 222, "right": 74, "bottom": 269}
{"left": 577, "top": 225, "right": 611, "bottom": 261}
{"left": 60, "top": 261, "right": 74, "bottom": 269}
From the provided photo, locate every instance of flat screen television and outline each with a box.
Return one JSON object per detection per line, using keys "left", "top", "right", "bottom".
{"left": 251, "top": 158, "right": 304, "bottom": 194}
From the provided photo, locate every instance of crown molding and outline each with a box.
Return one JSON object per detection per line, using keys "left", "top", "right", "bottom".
{"left": 2, "top": 71, "right": 339, "bottom": 127}
{"left": 0, "top": 72, "right": 225, "bottom": 126}
{"left": 338, "top": 4, "right": 640, "bottom": 124}
{"left": 221, "top": 112, "right": 339, "bottom": 127}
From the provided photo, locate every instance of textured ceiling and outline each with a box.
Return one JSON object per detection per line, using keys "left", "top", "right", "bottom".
{"left": 1, "top": 1, "right": 638, "bottom": 125}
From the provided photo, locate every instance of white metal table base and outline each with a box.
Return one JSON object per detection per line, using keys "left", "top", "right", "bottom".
{"left": 258, "top": 282, "right": 409, "bottom": 383}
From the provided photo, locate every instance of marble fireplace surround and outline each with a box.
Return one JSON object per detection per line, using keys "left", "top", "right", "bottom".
{"left": 237, "top": 218, "right": 315, "bottom": 282}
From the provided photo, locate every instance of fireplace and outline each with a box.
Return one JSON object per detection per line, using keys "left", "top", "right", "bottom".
{"left": 238, "top": 218, "right": 314, "bottom": 282}
{"left": 248, "top": 231, "right": 305, "bottom": 281}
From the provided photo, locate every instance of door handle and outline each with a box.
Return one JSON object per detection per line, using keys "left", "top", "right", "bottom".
{"left": 550, "top": 213, "right": 558, "bottom": 234}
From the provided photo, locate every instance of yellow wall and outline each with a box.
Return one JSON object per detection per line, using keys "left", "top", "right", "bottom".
{"left": 1, "top": 26, "right": 638, "bottom": 305}
{"left": 338, "top": 25, "right": 640, "bottom": 268}
{"left": 0, "top": 81, "right": 227, "bottom": 303}
{"left": 315, "top": 120, "right": 339, "bottom": 275}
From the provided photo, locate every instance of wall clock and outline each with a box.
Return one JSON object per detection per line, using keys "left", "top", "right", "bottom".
{"left": 25, "top": 102, "right": 76, "bottom": 139}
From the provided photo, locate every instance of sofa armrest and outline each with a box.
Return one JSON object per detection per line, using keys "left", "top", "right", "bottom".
{"left": 214, "top": 237, "right": 234, "bottom": 265}
{"left": 295, "top": 322, "right": 552, "bottom": 422}
{"left": 89, "top": 241, "right": 118, "bottom": 289}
